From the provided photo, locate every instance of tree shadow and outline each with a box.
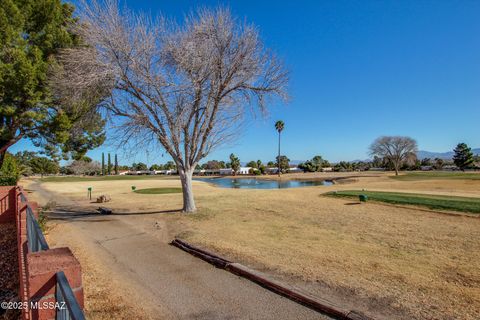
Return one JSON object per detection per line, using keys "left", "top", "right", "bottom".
{"left": 46, "top": 207, "right": 181, "bottom": 222}
{"left": 344, "top": 202, "right": 361, "bottom": 206}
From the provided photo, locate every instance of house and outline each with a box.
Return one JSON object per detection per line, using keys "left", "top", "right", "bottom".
{"left": 442, "top": 165, "right": 458, "bottom": 171}
{"left": 287, "top": 167, "right": 303, "bottom": 173}
{"left": 219, "top": 168, "right": 234, "bottom": 175}
{"left": 193, "top": 169, "right": 205, "bottom": 175}
{"left": 321, "top": 167, "right": 333, "bottom": 172}
{"left": 152, "top": 169, "right": 176, "bottom": 175}
{"left": 118, "top": 170, "right": 129, "bottom": 175}
{"left": 265, "top": 167, "right": 279, "bottom": 174}
{"left": 238, "top": 167, "right": 252, "bottom": 175}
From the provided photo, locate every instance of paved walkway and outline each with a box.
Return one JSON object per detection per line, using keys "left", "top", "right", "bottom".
{"left": 31, "top": 182, "right": 331, "bottom": 320}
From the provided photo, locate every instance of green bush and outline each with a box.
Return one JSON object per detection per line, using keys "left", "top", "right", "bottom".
{"left": 0, "top": 154, "right": 20, "bottom": 185}
{"left": 38, "top": 209, "right": 48, "bottom": 232}
{"left": 0, "top": 175, "right": 18, "bottom": 186}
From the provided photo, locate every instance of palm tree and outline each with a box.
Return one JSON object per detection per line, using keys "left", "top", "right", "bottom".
{"left": 274, "top": 120, "right": 285, "bottom": 177}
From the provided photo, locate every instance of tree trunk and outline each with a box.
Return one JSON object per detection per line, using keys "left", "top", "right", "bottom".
{"left": 0, "top": 150, "right": 6, "bottom": 169}
{"left": 278, "top": 132, "right": 281, "bottom": 177}
{"left": 179, "top": 168, "right": 196, "bottom": 213}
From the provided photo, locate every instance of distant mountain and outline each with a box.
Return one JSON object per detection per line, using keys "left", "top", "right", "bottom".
{"left": 289, "top": 159, "right": 305, "bottom": 165}
{"left": 417, "top": 148, "right": 480, "bottom": 160}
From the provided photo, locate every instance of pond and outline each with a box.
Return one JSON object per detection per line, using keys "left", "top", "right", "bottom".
{"left": 194, "top": 177, "right": 334, "bottom": 189}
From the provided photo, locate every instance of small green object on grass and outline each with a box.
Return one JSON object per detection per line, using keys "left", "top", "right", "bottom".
{"left": 359, "top": 194, "right": 368, "bottom": 202}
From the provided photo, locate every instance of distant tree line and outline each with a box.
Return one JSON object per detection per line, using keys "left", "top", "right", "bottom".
{"left": 0, "top": 151, "right": 60, "bottom": 184}
{"left": 2, "top": 139, "right": 478, "bottom": 185}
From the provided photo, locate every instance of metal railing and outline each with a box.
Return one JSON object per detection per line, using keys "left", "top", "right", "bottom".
{"left": 26, "top": 206, "right": 49, "bottom": 252}
{"left": 18, "top": 189, "right": 50, "bottom": 252}
{"left": 55, "top": 271, "right": 86, "bottom": 320}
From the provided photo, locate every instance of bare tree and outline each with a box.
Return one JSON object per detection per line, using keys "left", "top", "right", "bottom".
{"left": 68, "top": 160, "right": 101, "bottom": 175}
{"left": 53, "top": 1, "right": 288, "bottom": 212}
{"left": 369, "top": 136, "right": 418, "bottom": 175}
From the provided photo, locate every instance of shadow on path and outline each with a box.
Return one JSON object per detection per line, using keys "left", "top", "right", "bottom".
{"left": 47, "top": 207, "right": 181, "bottom": 222}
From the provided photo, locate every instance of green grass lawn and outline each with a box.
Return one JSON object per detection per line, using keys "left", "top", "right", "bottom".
{"left": 390, "top": 171, "right": 480, "bottom": 181}
{"left": 133, "top": 187, "right": 182, "bottom": 194}
{"left": 40, "top": 175, "right": 177, "bottom": 183}
{"left": 326, "top": 190, "right": 480, "bottom": 214}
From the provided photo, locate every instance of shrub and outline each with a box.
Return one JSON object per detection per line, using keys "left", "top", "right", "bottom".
{"left": 38, "top": 209, "right": 47, "bottom": 232}
{"left": 0, "top": 154, "right": 20, "bottom": 185}
{"left": 0, "top": 175, "right": 18, "bottom": 186}
{"left": 259, "top": 165, "right": 266, "bottom": 174}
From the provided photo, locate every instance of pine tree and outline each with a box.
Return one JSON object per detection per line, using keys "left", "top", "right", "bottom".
{"left": 101, "top": 153, "right": 105, "bottom": 175}
{"left": 0, "top": 0, "right": 106, "bottom": 165}
{"left": 114, "top": 154, "right": 119, "bottom": 175}
{"left": 453, "top": 143, "right": 474, "bottom": 170}
{"left": 107, "top": 153, "right": 112, "bottom": 175}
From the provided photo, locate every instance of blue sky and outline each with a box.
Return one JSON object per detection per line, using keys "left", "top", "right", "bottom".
{"left": 12, "top": 0, "right": 480, "bottom": 165}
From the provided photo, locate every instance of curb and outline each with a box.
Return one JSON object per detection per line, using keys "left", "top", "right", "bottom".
{"left": 170, "top": 238, "right": 374, "bottom": 320}
{"left": 171, "top": 239, "right": 231, "bottom": 268}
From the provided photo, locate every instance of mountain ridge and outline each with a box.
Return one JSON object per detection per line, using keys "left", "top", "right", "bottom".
{"left": 417, "top": 148, "right": 480, "bottom": 160}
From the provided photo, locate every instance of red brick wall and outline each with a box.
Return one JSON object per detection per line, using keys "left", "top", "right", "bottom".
{"left": 0, "top": 186, "right": 16, "bottom": 223}
{"left": 13, "top": 186, "right": 85, "bottom": 320}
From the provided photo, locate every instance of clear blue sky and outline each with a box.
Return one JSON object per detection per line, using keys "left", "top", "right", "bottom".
{"left": 12, "top": 0, "right": 480, "bottom": 165}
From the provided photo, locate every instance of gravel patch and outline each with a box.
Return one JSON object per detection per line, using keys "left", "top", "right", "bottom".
{"left": 0, "top": 223, "right": 20, "bottom": 320}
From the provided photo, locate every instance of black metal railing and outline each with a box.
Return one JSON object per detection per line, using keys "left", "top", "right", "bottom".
{"left": 26, "top": 206, "right": 49, "bottom": 252}
{"left": 55, "top": 271, "right": 86, "bottom": 320}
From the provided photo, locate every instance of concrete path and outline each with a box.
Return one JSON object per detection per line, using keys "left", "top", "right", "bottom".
{"left": 30, "top": 182, "right": 331, "bottom": 320}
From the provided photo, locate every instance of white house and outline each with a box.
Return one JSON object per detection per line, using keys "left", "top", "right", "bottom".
{"left": 287, "top": 167, "right": 303, "bottom": 173}
{"left": 238, "top": 167, "right": 252, "bottom": 175}
{"left": 150, "top": 169, "right": 176, "bottom": 175}
{"left": 321, "top": 167, "right": 333, "bottom": 172}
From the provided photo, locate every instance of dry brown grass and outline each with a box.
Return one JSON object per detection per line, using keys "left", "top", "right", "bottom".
{"left": 34, "top": 172, "right": 480, "bottom": 319}
{"left": 44, "top": 223, "right": 152, "bottom": 320}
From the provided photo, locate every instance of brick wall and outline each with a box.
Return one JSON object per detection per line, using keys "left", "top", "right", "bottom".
{"left": 0, "top": 186, "right": 16, "bottom": 223}
{"left": 0, "top": 186, "right": 85, "bottom": 320}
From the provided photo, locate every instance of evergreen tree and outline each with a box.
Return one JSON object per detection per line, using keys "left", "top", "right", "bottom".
{"left": 274, "top": 120, "right": 285, "bottom": 177}
{"left": 101, "top": 152, "right": 105, "bottom": 175}
{"left": 0, "top": 153, "right": 20, "bottom": 185}
{"left": 229, "top": 153, "right": 240, "bottom": 175}
{"left": 246, "top": 161, "right": 258, "bottom": 168}
{"left": 0, "top": 0, "right": 107, "bottom": 165}
{"left": 114, "top": 154, "right": 119, "bottom": 175}
{"left": 453, "top": 143, "right": 474, "bottom": 170}
{"left": 275, "top": 155, "right": 290, "bottom": 172}
{"left": 107, "top": 153, "right": 112, "bottom": 175}
{"left": 29, "top": 157, "right": 59, "bottom": 177}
